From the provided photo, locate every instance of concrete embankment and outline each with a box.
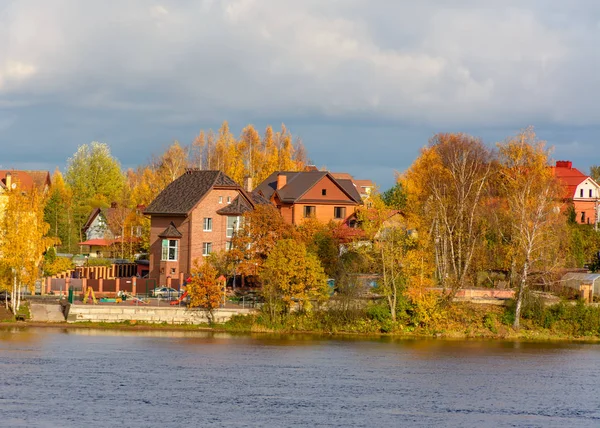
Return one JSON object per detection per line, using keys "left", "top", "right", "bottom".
{"left": 29, "top": 303, "right": 255, "bottom": 324}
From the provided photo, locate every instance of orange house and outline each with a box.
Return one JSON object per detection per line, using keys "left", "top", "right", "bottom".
{"left": 551, "top": 160, "right": 600, "bottom": 226}
{"left": 254, "top": 171, "right": 363, "bottom": 225}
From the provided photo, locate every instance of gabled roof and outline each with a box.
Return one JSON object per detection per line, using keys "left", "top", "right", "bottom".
{"left": 82, "top": 208, "right": 103, "bottom": 233}
{"left": 25, "top": 170, "right": 51, "bottom": 189}
{"left": 158, "top": 222, "right": 183, "bottom": 238}
{"left": 255, "top": 171, "right": 362, "bottom": 204}
{"left": 144, "top": 170, "right": 239, "bottom": 216}
{"left": 551, "top": 161, "right": 596, "bottom": 199}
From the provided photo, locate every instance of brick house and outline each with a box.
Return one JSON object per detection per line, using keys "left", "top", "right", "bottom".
{"left": 254, "top": 170, "right": 363, "bottom": 225}
{"left": 551, "top": 160, "right": 600, "bottom": 226}
{"left": 144, "top": 169, "right": 267, "bottom": 286}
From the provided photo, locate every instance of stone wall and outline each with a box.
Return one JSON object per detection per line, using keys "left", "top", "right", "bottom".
{"left": 67, "top": 305, "right": 255, "bottom": 324}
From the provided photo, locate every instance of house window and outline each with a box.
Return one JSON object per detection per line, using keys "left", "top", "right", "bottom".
{"left": 227, "top": 216, "right": 240, "bottom": 238}
{"left": 203, "top": 217, "right": 212, "bottom": 232}
{"left": 226, "top": 241, "right": 233, "bottom": 251}
{"left": 161, "top": 239, "right": 178, "bottom": 261}
{"left": 581, "top": 212, "right": 586, "bottom": 223}
{"left": 219, "top": 196, "right": 223, "bottom": 204}
{"left": 590, "top": 189, "right": 593, "bottom": 198}
{"left": 322, "top": 189, "right": 327, "bottom": 196}
{"left": 304, "top": 206, "right": 316, "bottom": 218}
{"left": 334, "top": 207, "right": 346, "bottom": 219}
{"left": 203, "top": 242, "right": 212, "bottom": 256}
{"left": 580, "top": 189, "right": 584, "bottom": 197}
{"left": 227, "top": 196, "right": 231, "bottom": 204}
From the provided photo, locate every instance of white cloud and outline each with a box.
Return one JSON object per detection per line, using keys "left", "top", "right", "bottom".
{"left": 0, "top": 0, "right": 599, "bottom": 127}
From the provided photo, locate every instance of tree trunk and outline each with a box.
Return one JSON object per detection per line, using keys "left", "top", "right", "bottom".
{"left": 513, "top": 259, "right": 529, "bottom": 330}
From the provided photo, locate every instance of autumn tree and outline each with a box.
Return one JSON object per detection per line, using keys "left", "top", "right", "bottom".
{"left": 403, "top": 133, "right": 493, "bottom": 296}
{"left": 187, "top": 259, "right": 222, "bottom": 323}
{"left": 260, "top": 239, "right": 328, "bottom": 320}
{"left": 590, "top": 165, "right": 600, "bottom": 184}
{"left": 0, "top": 187, "right": 53, "bottom": 313}
{"left": 65, "top": 142, "right": 125, "bottom": 243}
{"left": 44, "top": 169, "right": 77, "bottom": 253}
{"left": 359, "top": 195, "right": 435, "bottom": 322}
{"left": 497, "top": 127, "right": 564, "bottom": 329}
{"left": 151, "top": 140, "right": 189, "bottom": 189}
{"left": 230, "top": 204, "right": 296, "bottom": 278}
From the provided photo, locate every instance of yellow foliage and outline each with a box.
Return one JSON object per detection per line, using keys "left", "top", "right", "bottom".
{"left": 187, "top": 259, "right": 222, "bottom": 314}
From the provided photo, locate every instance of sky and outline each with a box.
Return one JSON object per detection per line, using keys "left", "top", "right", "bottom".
{"left": 1, "top": 0, "right": 600, "bottom": 189}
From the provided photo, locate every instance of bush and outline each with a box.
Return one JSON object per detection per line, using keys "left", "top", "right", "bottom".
{"left": 85, "top": 258, "right": 113, "bottom": 267}
{"left": 366, "top": 303, "right": 391, "bottom": 323}
{"left": 43, "top": 256, "right": 74, "bottom": 276}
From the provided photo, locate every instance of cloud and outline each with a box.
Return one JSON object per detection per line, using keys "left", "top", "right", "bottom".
{"left": 1, "top": 0, "right": 600, "bottom": 186}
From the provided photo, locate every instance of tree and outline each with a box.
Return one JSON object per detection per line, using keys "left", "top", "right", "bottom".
{"left": 260, "top": 239, "right": 328, "bottom": 319}
{"left": 230, "top": 204, "right": 295, "bottom": 277}
{"left": 65, "top": 142, "right": 124, "bottom": 205}
{"left": 0, "top": 187, "right": 53, "bottom": 313}
{"left": 152, "top": 140, "right": 189, "bottom": 189}
{"left": 590, "top": 165, "right": 600, "bottom": 184}
{"left": 403, "top": 133, "right": 493, "bottom": 297}
{"left": 44, "top": 169, "right": 77, "bottom": 253}
{"left": 358, "top": 195, "right": 434, "bottom": 322}
{"left": 187, "top": 259, "right": 222, "bottom": 323}
{"left": 381, "top": 181, "right": 407, "bottom": 210}
{"left": 65, "top": 142, "right": 125, "bottom": 243}
{"left": 497, "top": 127, "right": 564, "bottom": 329}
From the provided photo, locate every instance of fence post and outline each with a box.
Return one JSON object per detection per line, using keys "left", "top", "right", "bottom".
{"left": 132, "top": 277, "right": 137, "bottom": 295}
{"left": 99, "top": 278, "right": 104, "bottom": 294}
{"left": 115, "top": 278, "right": 120, "bottom": 294}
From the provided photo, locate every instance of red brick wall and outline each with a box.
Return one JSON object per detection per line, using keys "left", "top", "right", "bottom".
{"left": 573, "top": 200, "right": 597, "bottom": 225}
{"left": 148, "top": 188, "right": 245, "bottom": 285}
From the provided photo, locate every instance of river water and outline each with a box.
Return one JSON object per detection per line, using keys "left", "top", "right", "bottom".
{"left": 0, "top": 328, "right": 599, "bottom": 428}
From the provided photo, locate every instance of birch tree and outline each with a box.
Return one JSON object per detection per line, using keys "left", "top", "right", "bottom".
{"left": 497, "top": 127, "right": 563, "bottom": 329}
{"left": 403, "top": 133, "right": 493, "bottom": 296}
{"left": 0, "top": 187, "right": 53, "bottom": 314}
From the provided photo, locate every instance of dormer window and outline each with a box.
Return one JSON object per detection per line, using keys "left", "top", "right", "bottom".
{"left": 322, "top": 189, "right": 327, "bottom": 196}
{"left": 227, "top": 196, "right": 231, "bottom": 204}
{"left": 580, "top": 189, "right": 584, "bottom": 198}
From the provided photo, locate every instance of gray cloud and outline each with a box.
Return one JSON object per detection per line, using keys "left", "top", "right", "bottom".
{"left": 1, "top": 0, "right": 600, "bottom": 188}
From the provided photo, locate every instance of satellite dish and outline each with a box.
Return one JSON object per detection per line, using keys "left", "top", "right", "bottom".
{"left": 11, "top": 183, "right": 16, "bottom": 189}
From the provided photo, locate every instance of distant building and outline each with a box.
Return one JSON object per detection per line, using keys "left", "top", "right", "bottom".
{"left": 551, "top": 160, "right": 600, "bottom": 225}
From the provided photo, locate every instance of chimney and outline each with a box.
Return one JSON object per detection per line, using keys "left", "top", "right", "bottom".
{"left": 556, "top": 160, "right": 572, "bottom": 169}
{"left": 5, "top": 172, "right": 11, "bottom": 190}
{"left": 244, "top": 176, "right": 253, "bottom": 192}
{"left": 276, "top": 173, "right": 287, "bottom": 190}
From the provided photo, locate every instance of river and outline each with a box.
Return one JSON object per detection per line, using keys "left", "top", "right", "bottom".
{"left": 0, "top": 327, "right": 599, "bottom": 427}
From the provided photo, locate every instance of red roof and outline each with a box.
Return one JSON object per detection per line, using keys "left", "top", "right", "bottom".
{"left": 551, "top": 161, "right": 588, "bottom": 199}
{"left": 78, "top": 239, "right": 115, "bottom": 247}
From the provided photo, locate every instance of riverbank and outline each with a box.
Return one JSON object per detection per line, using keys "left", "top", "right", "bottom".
{"left": 4, "top": 298, "right": 600, "bottom": 342}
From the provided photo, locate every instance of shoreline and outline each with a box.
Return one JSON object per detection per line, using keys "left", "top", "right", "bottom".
{"left": 3, "top": 320, "right": 600, "bottom": 343}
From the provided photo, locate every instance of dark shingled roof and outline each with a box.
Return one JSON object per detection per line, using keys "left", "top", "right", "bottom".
{"left": 255, "top": 171, "right": 362, "bottom": 204}
{"left": 144, "top": 170, "right": 239, "bottom": 215}
{"left": 158, "top": 222, "right": 183, "bottom": 238}
{"left": 217, "top": 191, "right": 271, "bottom": 215}
{"left": 217, "top": 195, "right": 253, "bottom": 215}
{"left": 336, "top": 178, "right": 362, "bottom": 203}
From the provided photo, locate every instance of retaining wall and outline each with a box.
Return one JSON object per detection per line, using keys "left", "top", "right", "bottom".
{"left": 68, "top": 305, "right": 255, "bottom": 324}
